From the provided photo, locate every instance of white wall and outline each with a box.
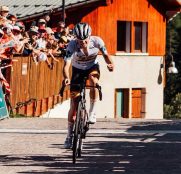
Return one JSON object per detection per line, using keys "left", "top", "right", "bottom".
{"left": 97, "top": 55, "right": 164, "bottom": 119}
{"left": 46, "top": 55, "right": 164, "bottom": 119}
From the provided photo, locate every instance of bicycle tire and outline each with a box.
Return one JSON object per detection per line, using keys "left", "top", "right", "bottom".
{"left": 72, "top": 102, "right": 81, "bottom": 164}
{"left": 77, "top": 108, "right": 88, "bottom": 157}
{"left": 77, "top": 138, "right": 83, "bottom": 157}
{"left": 77, "top": 117, "right": 84, "bottom": 157}
{"left": 83, "top": 111, "right": 89, "bottom": 138}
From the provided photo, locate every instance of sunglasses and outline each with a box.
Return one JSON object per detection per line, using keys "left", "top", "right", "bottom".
{"left": 3, "top": 28, "right": 11, "bottom": 33}
{"left": 13, "top": 30, "right": 20, "bottom": 35}
{"left": 31, "top": 32, "right": 38, "bottom": 36}
{"left": 13, "top": 29, "right": 20, "bottom": 32}
{"left": 77, "top": 38, "right": 89, "bottom": 43}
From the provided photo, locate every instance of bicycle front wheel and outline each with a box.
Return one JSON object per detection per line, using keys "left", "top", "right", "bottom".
{"left": 77, "top": 109, "right": 87, "bottom": 157}
{"left": 72, "top": 102, "right": 81, "bottom": 164}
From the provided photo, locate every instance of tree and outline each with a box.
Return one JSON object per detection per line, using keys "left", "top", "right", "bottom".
{"left": 164, "top": 13, "right": 181, "bottom": 118}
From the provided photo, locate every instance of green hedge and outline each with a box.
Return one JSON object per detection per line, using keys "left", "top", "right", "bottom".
{"left": 164, "top": 93, "right": 181, "bottom": 119}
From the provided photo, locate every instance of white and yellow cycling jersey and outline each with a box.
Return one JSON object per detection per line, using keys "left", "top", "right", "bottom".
{"left": 64, "top": 36, "right": 108, "bottom": 70}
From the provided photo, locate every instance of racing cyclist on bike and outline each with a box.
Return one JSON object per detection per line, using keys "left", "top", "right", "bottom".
{"left": 63, "top": 22, "right": 114, "bottom": 149}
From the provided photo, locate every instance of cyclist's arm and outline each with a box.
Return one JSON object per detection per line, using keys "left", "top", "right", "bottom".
{"left": 100, "top": 46, "right": 114, "bottom": 71}
{"left": 63, "top": 59, "right": 71, "bottom": 80}
{"left": 63, "top": 43, "right": 74, "bottom": 85}
{"left": 95, "top": 36, "right": 114, "bottom": 71}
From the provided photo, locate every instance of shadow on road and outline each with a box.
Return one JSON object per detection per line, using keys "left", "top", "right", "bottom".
{"left": 126, "top": 120, "right": 181, "bottom": 131}
{"left": 1, "top": 131, "right": 181, "bottom": 174}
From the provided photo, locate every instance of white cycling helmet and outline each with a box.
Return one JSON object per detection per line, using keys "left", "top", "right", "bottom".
{"left": 74, "top": 22, "right": 92, "bottom": 40}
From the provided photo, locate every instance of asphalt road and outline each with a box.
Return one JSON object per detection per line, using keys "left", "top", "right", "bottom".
{"left": 0, "top": 118, "right": 181, "bottom": 174}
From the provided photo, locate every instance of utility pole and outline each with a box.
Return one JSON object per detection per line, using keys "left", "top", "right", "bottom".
{"left": 62, "top": 0, "right": 65, "bottom": 23}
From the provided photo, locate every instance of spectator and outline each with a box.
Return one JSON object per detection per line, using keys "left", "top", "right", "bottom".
{"left": 45, "top": 27, "right": 59, "bottom": 62}
{"left": 15, "top": 21, "right": 28, "bottom": 38}
{"left": 43, "top": 14, "right": 51, "bottom": 27}
{"left": 0, "top": 23, "right": 14, "bottom": 59}
{"left": 30, "top": 27, "right": 53, "bottom": 69}
{"left": 0, "top": 6, "right": 9, "bottom": 23}
{"left": 2, "top": 23, "right": 14, "bottom": 43}
{"left": 31, "top": 18, "right": 47, "bottom": 28}
{"left": 12, "top": 26, "right": 23, "bottom": 41}
{"left": 0, "top": 29, "right": 4, "bottom": 54}
{"left": 46, "top": 27, "right": 55, "bottom": 44}
{"left": 7, "top": 14, "right": 17, "bottom": 25}
{"left": 0, "top": 4, "right": 70, "bottom": 70}
{"left": 54, "top": 21, "right": 65, "bottom": 40}
{"left": 38, "top": 19, "right": 46, "bottom": 29}
{"left": 37, "top": 26, "right": 47, "bottom": 50}
{"left": 61, "top": 26, "right": 73, "bottom": 42}
{"left": 23, "top": 27, "right": 38, "bottom": 56}
{"left": 0, "top": 23, "right": 26, "bottom": 59}
{"left": 57, "top": 36, "right": 68, "bottom": 57}
{"left": 0, "top": 29, "right": 4, "bottom": 40}
{"left": 15, "top": 21, "right": 25, "bottom": 31}
{"left": 11, "top": 25, "right": 29, "bottom": 54}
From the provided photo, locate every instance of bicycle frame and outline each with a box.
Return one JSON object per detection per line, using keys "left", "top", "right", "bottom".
{"left": 72, "top": 78, "right": 89, "bottom": 163}
{"left": 60, "top": 78, "right": 102, "bottom": 164}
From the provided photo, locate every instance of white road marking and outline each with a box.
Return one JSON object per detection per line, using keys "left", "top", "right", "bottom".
{"left": 154, "top": 133, "right": 166, "bottom": 136}
{"left": 0, "top": 129, "right": 181, "bottom": 134}
{"left": 142, "top": 138, "right": 156, "bottom": 142}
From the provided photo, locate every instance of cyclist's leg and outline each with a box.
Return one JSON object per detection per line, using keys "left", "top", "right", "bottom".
{"left": 64, "top": 67, "right": 84, "bottom": 148}
{"left": 89, "top": 73, "right": 99, "bottom": 98}
{"left": 88, "top": 64, "right": 100, "bottom": 123}
{"left": 64, "top": 97, "right": 78, "bottom": 149}
{"left": 67, "top": 94, "right": 80, "bottom": 135}
{"left": 68, "top": 66, "right": 85, "bottom": 124}
{"left": 88, "top": 75, "right": 99, "bottom": 123}
{"left": 67, "top": 97, "right": 77, "bottom": 134}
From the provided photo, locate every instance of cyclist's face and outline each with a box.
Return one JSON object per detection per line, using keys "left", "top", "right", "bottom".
{"left": 77, "top": 37, "right": 89, "bottom": 48}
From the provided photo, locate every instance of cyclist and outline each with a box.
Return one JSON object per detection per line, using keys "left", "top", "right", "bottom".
{"left": 63, "top": 22, "right": 114, "bottom": 148}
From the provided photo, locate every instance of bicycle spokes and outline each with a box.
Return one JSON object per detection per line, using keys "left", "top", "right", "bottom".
{"left": 72, "top": 106, "right": 89, "bottom": 163}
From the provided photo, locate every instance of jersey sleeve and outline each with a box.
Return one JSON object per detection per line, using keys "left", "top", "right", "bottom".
{"left": 94, "top": 36, "right": 108, "bottom": 56}
{"left": 64, "top": 40, "right": 75, "bottom": 61}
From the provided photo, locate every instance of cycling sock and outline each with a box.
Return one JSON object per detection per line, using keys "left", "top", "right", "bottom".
{"left": 67, "top": 121, "right": 73, "bottom": 138}
{"left": 89, "top": 99, "right": 97, "bottom": 115}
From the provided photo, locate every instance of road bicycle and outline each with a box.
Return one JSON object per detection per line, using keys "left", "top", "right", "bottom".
{"left": 60, "top": 78, "right": 102, "bottom": 164}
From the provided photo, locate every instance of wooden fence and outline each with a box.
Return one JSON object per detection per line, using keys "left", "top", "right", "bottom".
{"left": 6, "top": 56, "right": 69, "bottom": 116}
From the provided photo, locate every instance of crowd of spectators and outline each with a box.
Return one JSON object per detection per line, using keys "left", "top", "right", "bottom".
{"left": 0, "top": 5, "right": 74, "bottom": 70}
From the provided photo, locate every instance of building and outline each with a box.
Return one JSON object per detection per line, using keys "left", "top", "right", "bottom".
{"left": 2, "top": 0, "right": 181, "bottom": 119}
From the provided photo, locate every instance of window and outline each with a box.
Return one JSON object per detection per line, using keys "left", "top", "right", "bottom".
{"left": 117, "top": 21, "right": 148, "bottom": 53}
{"left": 117, "top": 21, "right": 131, "bottom": 52}
{"left": 134, "top": 22, "right": 147, "bottom": 52}
{"left": 134, "top": 22, "right": 142, "bottom": 51}
{"left": 141, "top": 22, "right": 148, "bottom": 52}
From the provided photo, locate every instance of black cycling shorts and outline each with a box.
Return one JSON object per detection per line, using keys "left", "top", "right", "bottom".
{"left": 70, "top": 64, "right": 100, "bottom": 93}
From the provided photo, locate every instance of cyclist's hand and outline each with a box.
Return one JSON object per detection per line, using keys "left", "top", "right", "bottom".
{"left": 107, "top": 63, "right": 114, "bottom": 72}
{"left": 64, "top": 78, "right": 70, "bottom": 86}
